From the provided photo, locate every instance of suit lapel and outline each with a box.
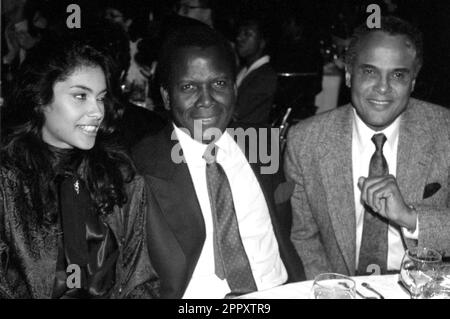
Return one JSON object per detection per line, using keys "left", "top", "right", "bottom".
{"left": 317, "top": 105, "right": 356, "bottom": 274}
{"left": 144, "top": 126, "right": 206, "bottom": 276}
{"left": 397, "top": 100, "right": 434, "bottom": 202}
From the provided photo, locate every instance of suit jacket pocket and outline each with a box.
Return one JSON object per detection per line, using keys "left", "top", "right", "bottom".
{"left": 423, "top": 182, "right": 441, "bottom": 199}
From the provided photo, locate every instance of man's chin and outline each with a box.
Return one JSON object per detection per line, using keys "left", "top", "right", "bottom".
{"left": 363, "top": 118, "right": 395, "bottom": 131}
{"left": 187, "top": 119, "right": 226, "bottom": 142}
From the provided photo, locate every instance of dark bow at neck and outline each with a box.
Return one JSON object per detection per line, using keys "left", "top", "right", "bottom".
{"left": 46, "top": 144, "right": 83, "bottom": 177}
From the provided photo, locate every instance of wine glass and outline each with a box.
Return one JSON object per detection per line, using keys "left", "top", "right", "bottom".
{"left": 419, "top": 263, "right": 450, "bottom": 299}
{"left": 400, "top": 247, "right": 442, "bottom": 299}
{"left": 311, "top": 273, "right": 356, "bottom": 299}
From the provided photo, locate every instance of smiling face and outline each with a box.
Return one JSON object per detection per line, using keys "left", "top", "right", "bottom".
{"left": 346, "top": 31, "right": 419, "bottom": 131}
{"left": 41, "top": 65, "right": 106, "bottom": 149}
{"left": 161, "top": 46, "right": 236, "bottom": 143}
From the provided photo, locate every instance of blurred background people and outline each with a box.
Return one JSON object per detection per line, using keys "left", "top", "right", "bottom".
{"left": 175, "top": 0, "right": 214, "bottom": 28}
{"left": 4, "top": 0, "right": 450, "bottom": 138}
{"left": 2, "top": 0, "right": 53, "bottom": 96}
{"left": 271, "top": 9, "right": 323, "bottom": 122}
{"left": 233, "top": 16, "right": 277, "bottom": 126}
{"left": 83, "top": 20, "right": 167, "bottom": 151}
{"left": 101, "top": 0, "right": 156, "bottom": 110}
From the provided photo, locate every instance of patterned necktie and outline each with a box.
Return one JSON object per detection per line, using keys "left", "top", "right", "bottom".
{"left": 358, "top": 133, "right": 390, "bottom": 275}
{"left": 203, "top": 145, "right": 257, "bottom": 296}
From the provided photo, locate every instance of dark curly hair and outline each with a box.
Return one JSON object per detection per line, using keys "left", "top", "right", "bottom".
{"left": 1, "top": 35, "right": 135, "bottom": 223}
{"left": 156, "top": 23, "right": 236, "bottom": 90}
{"left": 345, "top": 16, "right": 423, "bottom": 73}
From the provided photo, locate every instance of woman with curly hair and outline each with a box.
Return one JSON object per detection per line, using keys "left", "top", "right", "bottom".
{"left": 0, "top": 36, "right": 159, "bottom": 299}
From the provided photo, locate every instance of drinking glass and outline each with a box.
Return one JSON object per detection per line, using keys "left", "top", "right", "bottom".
{"left": 419, "top": 263, "right": 450, "bottom": 299}
{"left": 311, "top": 273, "right": 356, "bottom": 299}
{"left": 400, "top": 247, "right": 442, "bottom": 299}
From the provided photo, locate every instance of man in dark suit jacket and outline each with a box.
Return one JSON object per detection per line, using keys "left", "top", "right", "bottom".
{"left": 234, "top": 17, "right": 277, "bottom": 126}
{"left": 133, "top": 25, "right": 304, "bottom": 298}
{"left": 285, "top": 16, "right": 450, "bottom": 280}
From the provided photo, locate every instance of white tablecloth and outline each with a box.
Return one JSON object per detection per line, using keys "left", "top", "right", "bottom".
{"left": 239, "top": 274, "right": 410, "bottom": 299}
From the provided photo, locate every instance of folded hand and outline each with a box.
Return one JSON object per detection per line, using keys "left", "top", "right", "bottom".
{"left": 358, "top": 175, "right": 417, "bottom": 231}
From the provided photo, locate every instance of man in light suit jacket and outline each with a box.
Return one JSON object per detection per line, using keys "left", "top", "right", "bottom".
{"left": 285, "top": 16, "right": 450, "bottom": 280}
{"left": 133, "top": 25, "right": 304, "bottom": 298}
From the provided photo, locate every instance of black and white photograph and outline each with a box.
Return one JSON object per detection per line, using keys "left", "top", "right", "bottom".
{"left": 0, "top": 0, "right": 449, "bottom": 306}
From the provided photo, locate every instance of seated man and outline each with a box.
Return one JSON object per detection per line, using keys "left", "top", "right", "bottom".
{"left": 285, "top": 16, "right": 450, "bottom": 279}
{"left": 233, "top": 17, "right": 277, "bottom": 126}
{"left": 133, "top": 25, "right": 304, "bottom": 298}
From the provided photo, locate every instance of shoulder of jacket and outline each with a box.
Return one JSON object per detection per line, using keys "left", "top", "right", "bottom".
{"left": 288, "top": 105, "right": 351, "bottom": 141}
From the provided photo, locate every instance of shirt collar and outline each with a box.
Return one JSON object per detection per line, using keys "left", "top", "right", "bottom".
{"left": 173, "top": 123, "right": 233, "bottom": 165}
{"left": 352, "top": 108, "right": 401, "bottom": 152}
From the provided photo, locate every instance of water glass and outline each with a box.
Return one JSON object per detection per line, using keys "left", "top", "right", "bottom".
{"left": 419, "top": 263, "right": 450, "bottom": 299}
{"left": 312, "top": 273, "right": 356, "bottom": 299}
{"left": 400, "top": 247, "right": 442, "bottom": 299}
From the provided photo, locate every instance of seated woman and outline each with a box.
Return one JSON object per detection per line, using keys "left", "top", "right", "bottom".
{"left": 0, "top": 37, "right": 159, "bottom": 298}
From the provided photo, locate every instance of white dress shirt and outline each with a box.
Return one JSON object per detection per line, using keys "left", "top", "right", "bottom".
{"left": 173, "top": 125, "right": 287, "bottom": 299}
{"left": 352, "top": 109, "right": 418, "bottom": 271}
{"left": 236, "top": 55, "right": 270, "bottom": 88}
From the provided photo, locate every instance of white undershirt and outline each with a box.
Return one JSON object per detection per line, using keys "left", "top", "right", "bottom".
{"left": 236, "top": 55, "right": 270, "bottom": 88}
{"left": 173, "top": 125, "right": 287, "bottom": 298}
{"left": 352, "top": 109, "right": 418, "bottom": 271}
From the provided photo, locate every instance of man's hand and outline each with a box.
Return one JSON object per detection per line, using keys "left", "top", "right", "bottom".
{"left": 358, "top": 175, "right": 417, "bottom": 231}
